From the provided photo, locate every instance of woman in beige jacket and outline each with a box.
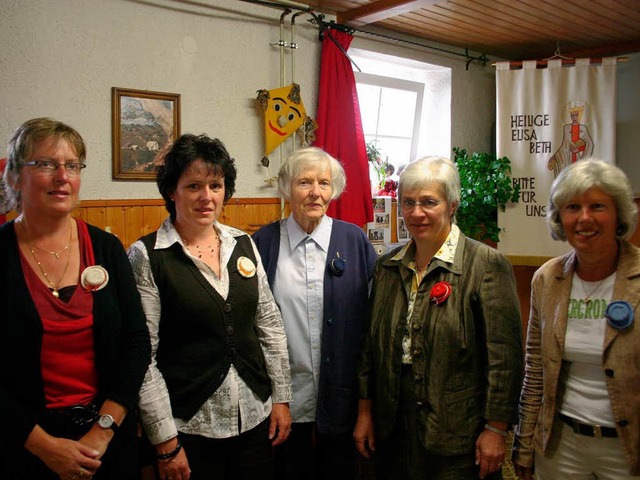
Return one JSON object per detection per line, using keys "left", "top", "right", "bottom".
{"left": 512, "top": 159, "right": 640, "bottom": 479}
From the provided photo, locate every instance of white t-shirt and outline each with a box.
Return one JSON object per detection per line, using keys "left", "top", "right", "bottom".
{"left": 560, "top": 272, "right": 617, "bottom": 427}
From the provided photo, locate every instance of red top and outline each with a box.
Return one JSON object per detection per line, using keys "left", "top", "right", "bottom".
{"left": 20, "top": 219, "right": 98, "bottom": 408}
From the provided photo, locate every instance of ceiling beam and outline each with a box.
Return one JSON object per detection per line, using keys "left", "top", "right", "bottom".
{"left": 338, "top": 0, "right": 439, "bottom": 26}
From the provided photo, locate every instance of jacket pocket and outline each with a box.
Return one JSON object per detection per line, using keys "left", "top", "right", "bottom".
{"left": 443, "top": 384, "right": 483, "bottom": 432}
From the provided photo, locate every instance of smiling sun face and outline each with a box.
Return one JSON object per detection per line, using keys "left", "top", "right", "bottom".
{"left": 258, "top": 84, "right": 307, "bottom": 156}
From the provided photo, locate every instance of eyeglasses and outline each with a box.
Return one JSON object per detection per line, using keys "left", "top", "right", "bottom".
{"left": 400, "top": 198, "right": 443, "bottom": 212}
{"left": 23, "top": 159, "right": 86, "bottom": 176}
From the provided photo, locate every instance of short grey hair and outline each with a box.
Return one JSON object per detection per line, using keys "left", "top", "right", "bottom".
{"left": 547, "top": 158, "right": 638, "bottom": 241}
{"left": 277, "top": 147, "right": 346, "bottom": 201}
{"left": 398, "top": 156, "right": 460, "bottom": 219}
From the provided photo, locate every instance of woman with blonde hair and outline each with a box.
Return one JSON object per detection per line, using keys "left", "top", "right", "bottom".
{"left": 0, "top": 117, "right": 150, "bottom": 479}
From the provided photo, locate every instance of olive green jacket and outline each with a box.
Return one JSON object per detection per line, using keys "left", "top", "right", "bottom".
{"left": 358, "top": 234, "right": 524, "bottom": 455}
{"left": 512, "top": 241, "right": 640, "bottom": 475}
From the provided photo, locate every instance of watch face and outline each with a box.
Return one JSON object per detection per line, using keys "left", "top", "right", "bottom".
{"left": 98, "top": 414, "right": 114, "bottom": 428}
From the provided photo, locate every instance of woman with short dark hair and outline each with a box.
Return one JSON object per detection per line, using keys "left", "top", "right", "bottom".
{"left": 128, "top": 133, "right": 292, "bottom": 480}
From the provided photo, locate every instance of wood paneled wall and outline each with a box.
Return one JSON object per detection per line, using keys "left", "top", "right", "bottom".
{"left": 7, "top": 198, "right": 291, "bottom": 249}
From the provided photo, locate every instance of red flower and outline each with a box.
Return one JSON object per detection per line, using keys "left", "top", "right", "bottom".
{"left": 430, "top": 281, "right": 452, "bottom": 305}
{"left": 377, "top": 179, "right": 398, "bottom": 198}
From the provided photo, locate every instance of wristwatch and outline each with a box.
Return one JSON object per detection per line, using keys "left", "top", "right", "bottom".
{"left": 96, "top": 414, "right": 119, "bottom": 433}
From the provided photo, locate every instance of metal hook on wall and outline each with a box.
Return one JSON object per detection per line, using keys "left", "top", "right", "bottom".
{"left": 465, "top": 49, "right": 489, "bottom": 70}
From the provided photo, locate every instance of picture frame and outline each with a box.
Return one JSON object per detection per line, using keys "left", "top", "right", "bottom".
{"left": 112, "top": 87, "right": 181, "bottom": 180}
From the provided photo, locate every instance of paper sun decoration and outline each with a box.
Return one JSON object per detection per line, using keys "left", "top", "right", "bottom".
{"left": 256, "top": 83, "right": 318, "bottom": 183}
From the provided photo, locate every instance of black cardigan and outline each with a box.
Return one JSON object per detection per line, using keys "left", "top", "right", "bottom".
{"left": 0, "top": 220, "right": 150, "bottom": 450}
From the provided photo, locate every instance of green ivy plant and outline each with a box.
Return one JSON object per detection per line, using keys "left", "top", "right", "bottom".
{"left": 453, "top": 147, "right": 520, "bottom": 243}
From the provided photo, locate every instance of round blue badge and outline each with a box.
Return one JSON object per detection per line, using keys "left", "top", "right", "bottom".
{"left": 330, "top": 256, "right": 346, "bottom": 276}
{"left": 605, "top": 301, "right": 634, "bottom": 330}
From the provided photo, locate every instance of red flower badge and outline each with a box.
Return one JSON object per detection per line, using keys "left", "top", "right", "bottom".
{"left": 430, "top": 281, "right": 452, "bottom": 305}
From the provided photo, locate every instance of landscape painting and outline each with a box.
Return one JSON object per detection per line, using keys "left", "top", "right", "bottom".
{"left": 112, "top": 87, "right": 181, "bottom": 180}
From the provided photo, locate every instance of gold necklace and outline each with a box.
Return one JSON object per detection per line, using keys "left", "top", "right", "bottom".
{"left": 21, "top": 220, "right": 73, "bottom": 298}
{"left": 578, "top": 276, "right": 606, "bottom": 304}
{"left": 32, "top": 242, "right": 70, "bottom": 259}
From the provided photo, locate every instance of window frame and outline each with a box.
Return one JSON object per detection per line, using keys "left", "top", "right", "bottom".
{"left": 355, "top": 72, "right": 425, "bottom": 166}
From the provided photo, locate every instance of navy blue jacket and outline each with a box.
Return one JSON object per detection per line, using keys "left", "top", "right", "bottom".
{"left": 253, "top": 218, "right": 377, "bottom": 434}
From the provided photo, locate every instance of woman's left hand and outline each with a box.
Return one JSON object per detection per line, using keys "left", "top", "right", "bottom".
{"left": 475, "top": 428, "right": 506, "bottom": 479}
{"left": 269, "top": 403, "right": 291, "bottom": 446}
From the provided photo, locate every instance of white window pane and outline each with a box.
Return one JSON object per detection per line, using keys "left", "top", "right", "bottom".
{"left": 356, "top": 84, "right": 381, "bottom": 135}
{"left": 378, "top": 89, "right": 417, "bottom": 137}
{"left": 376, "top": 137, "right": 412, "bottom": 171}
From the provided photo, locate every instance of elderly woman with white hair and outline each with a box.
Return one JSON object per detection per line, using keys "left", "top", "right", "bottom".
{"left": 512, "top": 159, "right": 640, "bottom": 479}
{"left": 253, "top": 146, "right": 377, "bottom": 480}
{"left": 354, "top": 156, "right": 523, "bottom": 479}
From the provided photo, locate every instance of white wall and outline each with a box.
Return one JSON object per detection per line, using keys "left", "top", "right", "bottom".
{"left": 2, "top": 0, "right": 578, "bottom": 201}
{"left": 616, "top": 53, "right": 640, "bottom": 194}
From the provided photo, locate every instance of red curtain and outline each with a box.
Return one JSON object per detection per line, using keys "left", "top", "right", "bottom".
{"left": 314, "top": 28, "right": 373, "bottom": 227}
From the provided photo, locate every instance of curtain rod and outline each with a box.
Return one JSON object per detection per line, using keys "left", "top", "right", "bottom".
{"left": 238, "top": 0, "right": 490, "bottom": 69}
{"left": 492, "top": 57, "right": 627, "bottom": 68}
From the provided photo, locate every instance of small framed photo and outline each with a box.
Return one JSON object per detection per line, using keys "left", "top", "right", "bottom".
{"left": 112, "top": 87, "right": 181, "bottom": 180}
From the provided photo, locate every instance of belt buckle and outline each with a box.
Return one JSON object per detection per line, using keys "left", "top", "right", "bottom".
{"left": 568, "top": 417, "right": 581, "bottom": 435}
{"left": 66, "top": 404, "right": 98, "bottom": 426}
{"left": 592, "top": 425, "right": 603, "bottom": 439}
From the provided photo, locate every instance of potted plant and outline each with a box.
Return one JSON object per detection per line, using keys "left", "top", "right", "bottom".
{"left": 367, "top": 141, "right": 399, "bottom": 197}
{"left": 453, "top": 147, "right": 520, "bottom": 244}
{"left": 366, "top": 141, "right": 386, "bottom": 189}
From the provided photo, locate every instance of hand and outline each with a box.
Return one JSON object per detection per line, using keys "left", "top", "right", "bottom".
{"left": 156, "top": 438, "right": 190, "bottom": 480}
{"left": 25, "top": 426, "right": 101, "bottom": 480}
{"left": 78, "top": 424, "right": 113, "bottom": 460}
{"left": 269, "top": 403, "right": 291, "bottom": 446}
{"left": 475, "top": 428, "right": 506, "bottom": 479}
{"left": 353, "top": 399, "right": 375, "bottom": 459}
{"left": 514, "top": 463, "right": 535, "bottom": 480}
{"left": 79, "top": 400, "right": 127, "bottom": 460}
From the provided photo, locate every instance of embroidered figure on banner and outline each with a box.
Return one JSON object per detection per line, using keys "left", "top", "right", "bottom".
{"left": 547, "top": 101, "right": 594, "bottom": 177}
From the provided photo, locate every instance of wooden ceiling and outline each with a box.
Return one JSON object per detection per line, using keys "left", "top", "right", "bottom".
{"left": 300, "top": 0, "right": 640, "bottom": 61}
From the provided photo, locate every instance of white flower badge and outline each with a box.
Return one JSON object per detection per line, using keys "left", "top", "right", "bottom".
{"left": 81, "top": 266, "right": 109, "bottom": 292}
{"left": 237, "top": 256, "right": 257, "bottom": 278}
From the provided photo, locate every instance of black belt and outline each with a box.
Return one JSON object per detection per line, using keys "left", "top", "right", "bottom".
{"left": 48, "top": 402, "right": 98, "bottom": 427}
{"left": 559, "top": 413, "right": 617, "bottom": 439}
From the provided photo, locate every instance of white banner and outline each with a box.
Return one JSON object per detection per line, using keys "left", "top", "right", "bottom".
{"left": 496, "top": 58, "right": 617, "bottom": 259}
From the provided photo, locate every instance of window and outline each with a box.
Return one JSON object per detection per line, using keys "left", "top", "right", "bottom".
{"left": 351, "top": 49, "right": 451, "bottom": 191}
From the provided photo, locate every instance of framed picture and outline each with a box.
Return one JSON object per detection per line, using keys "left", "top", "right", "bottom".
{"left": 112, "top": 87, "right": 181, "bottom": 180}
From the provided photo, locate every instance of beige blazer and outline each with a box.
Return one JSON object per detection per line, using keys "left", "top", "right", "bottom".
{"left": 511, "top": 241, "right": 640, "bottom": 475}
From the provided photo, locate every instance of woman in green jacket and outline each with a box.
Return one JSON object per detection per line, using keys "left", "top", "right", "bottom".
{"left": 354, "top": 156, "right": 524, "bottom": 479}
